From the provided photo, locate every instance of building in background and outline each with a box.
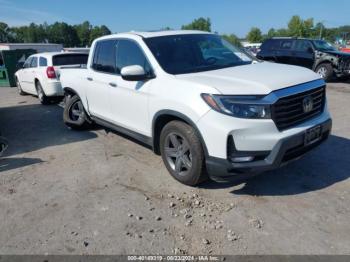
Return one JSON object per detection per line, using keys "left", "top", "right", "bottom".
{"left": 0, "top": 43, "right": 63, "bottom": 53}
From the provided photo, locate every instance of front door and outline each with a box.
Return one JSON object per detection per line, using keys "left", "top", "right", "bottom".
{"left": 17, "top": 57, "right": 33, "bottom": 92}
{"left": 110, "top": 39, "right": 153, "bottom": 136}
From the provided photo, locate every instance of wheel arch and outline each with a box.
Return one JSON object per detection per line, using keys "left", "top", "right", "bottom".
{"left": 63, "top": 87, "right": 79, "bottom": 97}
{"left": 63, "top": 87, "right": 90, "bottom": 116}
{"left": 313, "top": 59, "right": 334, "bottom": 71}
{"left": 34, "top": 77, "right": 40, "bottom": 89}
{"left": 152, "top": 110, "right": 209, "bottom": 156}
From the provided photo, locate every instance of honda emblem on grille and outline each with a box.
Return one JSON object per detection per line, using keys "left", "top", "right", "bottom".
{"left": 302, "top": 96, "right": 314, "bottom": 113}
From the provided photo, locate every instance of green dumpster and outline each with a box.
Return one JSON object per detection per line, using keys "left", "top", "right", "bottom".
{"left": 0, "top": 68, "right": 9, "bottom": 87}
{"left": 0, "top": 49, "right": 36, "bottom": 87}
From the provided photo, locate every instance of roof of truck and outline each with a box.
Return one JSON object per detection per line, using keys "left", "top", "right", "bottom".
{"left": 105, "top": 30, "right": 212, "bottom": 39}
{"left": 129, "top": 30, "right": 213, "bottom": 38}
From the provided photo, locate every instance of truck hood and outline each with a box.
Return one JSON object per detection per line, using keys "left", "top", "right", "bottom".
{"left": 320, "top": 50, "right": 350, "bottom": 58}
{"left": 175, "top": 62, "right": 320, "bottom": 95}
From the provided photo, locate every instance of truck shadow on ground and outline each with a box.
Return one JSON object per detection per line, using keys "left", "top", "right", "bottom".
{"left": 201, "top": 135, "right": 350, "bottom": 196}
{"left": 0, "top": 157, "right": 43, "bottom": 172}
{"left": 0, "top": 103, "right": 97, "bottom": 172}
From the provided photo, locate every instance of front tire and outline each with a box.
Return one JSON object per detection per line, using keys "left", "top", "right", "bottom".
{"left": 160, "top": 121, "right": 207, "bottom": 186}
{"left": 315, "top": 63, "right": 333, "bottom": 82}
{"left": 63, "top": 95, "right": 91, "bottom": 130}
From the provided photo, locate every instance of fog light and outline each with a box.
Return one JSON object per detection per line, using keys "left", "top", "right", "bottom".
{"left": 231, "top": 156, "right": 254, "bottom": 163}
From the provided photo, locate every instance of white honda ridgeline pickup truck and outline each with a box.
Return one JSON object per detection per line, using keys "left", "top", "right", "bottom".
{"left": 60, "top": 30, "right": 332, "bottom": 186}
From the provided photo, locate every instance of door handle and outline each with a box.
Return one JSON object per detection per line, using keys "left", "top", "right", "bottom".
{"left": 109, "top": 82, "right": 117, "bottom": 87}
{"left": 87, "top": 77, "right": 93, "bottom": 81}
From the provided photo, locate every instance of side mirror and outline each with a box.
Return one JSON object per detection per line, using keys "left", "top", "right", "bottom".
{"left": 121, "top": 65, "right": 151, "bottom": 81}
{"left": 16, "top": 62, "right": 24, "bottom": 70}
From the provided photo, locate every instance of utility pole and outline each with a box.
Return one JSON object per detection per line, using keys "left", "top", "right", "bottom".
{"left": 319, "top": 20, "right": 326, "bottom": 40}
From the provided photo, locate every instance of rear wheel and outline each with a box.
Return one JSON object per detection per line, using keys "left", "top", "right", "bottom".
{"left": 35, "top": 81, "right": 50, "bottom": 104}
{"left": 160, "top": 121, "right": 207, "bottom": 186}
{"left": 63, "top": 95, "right": 91, "bottom": 130}
{"left": 16, "top": 78, "right": 25, "bottom": 95}
{"left": 315, "top": 63, "right": 333, "bottom": 82}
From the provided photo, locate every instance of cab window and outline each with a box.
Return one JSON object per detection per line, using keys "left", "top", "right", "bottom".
{"left": 115, "top": 39, "right": 151, "bottom": 74}
{"left": 92, "top": 40, "right": 116, "bottom": 73}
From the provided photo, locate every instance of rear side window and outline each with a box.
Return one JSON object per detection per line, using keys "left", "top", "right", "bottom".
{"left": 294, "top": 40, "right": 313, "bottom": 52}
{"left": 92, "top": 40, "right": 116, "bottom": 73}
{"left": 30, "top": 57, "right": 38, "bottom": 67}
{"left": 280, "top": 40, "right": 293, "bottom": 50}
{"left": 52, "top": 54, "right": 88, "bottom": 66}
{"left": 261, "top": 39, "right": 280, "bottom": 51}
{"left": 39, "top": 57, "right": 47, "bottom": 67}
{"left": 115, "top": 39, "right": 151, "bottom": 74}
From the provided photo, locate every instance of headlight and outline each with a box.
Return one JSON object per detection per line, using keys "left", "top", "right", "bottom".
{"left": 201, "top": 94, "right": 271, "bottom": 119}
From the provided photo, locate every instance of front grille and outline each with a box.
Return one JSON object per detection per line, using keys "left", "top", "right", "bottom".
{"left": 340, "top": 58, "right": 350, "bottom": 71}
{"left": 271, "top": 86, "right": 326, "bottom": 131}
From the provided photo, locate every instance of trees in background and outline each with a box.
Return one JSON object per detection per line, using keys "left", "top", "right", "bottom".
{"left": 222, "top": 34, "right": 242, "bottom": 47}
{"left": 265, "top": 15, "right": 348, "bottom": 42}
{"left": 246, "top": 27, "right": 263, "bottom": 43}
{"left": 181, "top": 17, "right": 211, "bottom": 32}
{"left": 0, "top": 22, "right": 12, "bottom": 42}
{"left": 1, "top": 15, "right": 350, "bottom": 47}
{"left": 180, "top": 15, "right": 350, "bottom": 46}
{"left": 0, "top": 21, "right": 111, "bottom": 47}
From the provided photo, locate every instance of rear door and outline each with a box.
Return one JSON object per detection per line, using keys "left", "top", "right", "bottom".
{"left": 275, "top": 39, "right": 294, "bottom": 64}
{"left": 27, "top": 56, "right": 39, "bottom": 93}
{"left": 257, "top": 39, "right": 279, "bottom": 61}
{"left": 86, "top": 39, "right": 117, "bottom": 121}
{"left": 291, "top": 40, "right": 315, "bottom": 69}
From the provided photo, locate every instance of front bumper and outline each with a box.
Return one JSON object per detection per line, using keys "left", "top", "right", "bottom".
{"left": 206, "top": 118, "right": 332, "bottom": 181}
{"left": 336, "top": 58, "right": 350, "bottom": 77}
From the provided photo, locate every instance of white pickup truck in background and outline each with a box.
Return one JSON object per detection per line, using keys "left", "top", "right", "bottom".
{"left": 60, "top": 30, "right": 331, "bottom": 186}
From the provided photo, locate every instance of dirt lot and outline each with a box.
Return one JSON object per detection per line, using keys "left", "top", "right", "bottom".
{"left": 0, "top": 82, "right": 349, "bottom": 255}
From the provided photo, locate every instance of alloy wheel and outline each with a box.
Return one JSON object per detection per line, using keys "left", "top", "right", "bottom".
{"left": 317, "top": 67, "right": 327, "bottom": 78}
{"left": 69, "top": 100, "right": 84, "bottom": 122}
{"left": 164, "top": 132, "right": 192, "bottom": 176}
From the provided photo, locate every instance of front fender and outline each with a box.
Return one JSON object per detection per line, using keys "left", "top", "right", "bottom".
{"left": 63, "top": 87, "right": 91, "bottom": 117}
{"left": 151, "top": 109, "right": 210, "bottom": 156}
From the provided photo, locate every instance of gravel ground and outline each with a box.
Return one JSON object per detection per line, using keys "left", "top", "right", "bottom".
{"left": 0, "top": 81, "right": 349, "bottom": 255}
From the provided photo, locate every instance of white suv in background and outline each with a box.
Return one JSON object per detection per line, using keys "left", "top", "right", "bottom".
{"left": 15, "top": 52, "right": 88, "bottom": 104}
{"left": 60, "top": 31, "right": 332, "bottom": 186}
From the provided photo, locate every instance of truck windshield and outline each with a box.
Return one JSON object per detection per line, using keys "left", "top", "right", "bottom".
{"left": 144, "top": 34, "right": 252, "bottom": 75}
{"left": 312, "top": 40, "right": 337, "bottom": 52}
